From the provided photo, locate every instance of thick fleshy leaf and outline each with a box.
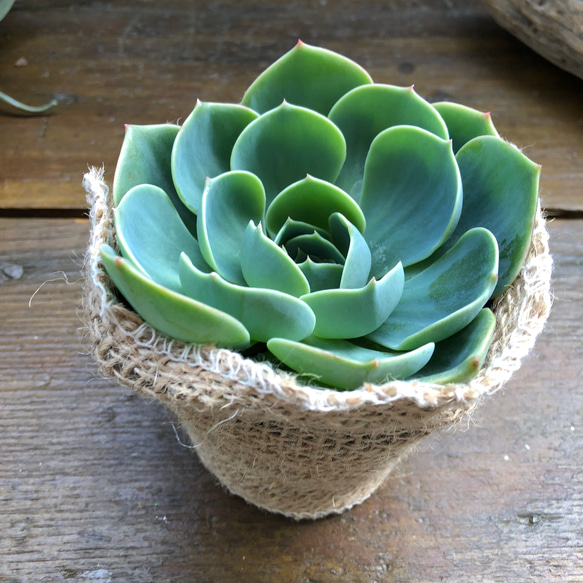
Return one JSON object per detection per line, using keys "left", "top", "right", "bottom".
{"left": 368, "top": 228, "right": 499, "bottom": 351}
{"left": 265, "top": 175, "right": 365, "bottom": 238}
{"left": 285, "top": 232, "right": 345, "bottom": 265}
{"left": 241, "top": 40, "right": 373, "bottom": 116}
{"left": 231, "top": 102, "right": 346, "bottom": 206}
{"left": 301, "top": 261, "right": 404, "bottom": 339}
{"left": 360, "top": 125, "right": 462, "bottom": 276}
{"left": 267, "top": 336, "right": 435, "bottom": 390}
{"left": 298, "top": 259, "right": 344, "bottom": 292}
{"left": 197, "top": 171, "right": 265, "bottom": 285}
{"left": 451, "top": 136, "right": 540, "bottom": 297}
{"left": 405, "top": 137, "right": 540, "bottom": 294}
{"left": 179, "top": 254, "right": 315, "bottom": 343}
{"left": 100, "top": 245, "right": 250, "bottom": 348}
{"left": 329, "top": 85, "right": 449, "bottom": 199}
{"left": 171, "top": 101, "right": 258, "bottom": 214}
{"left": 114, "top": 184, "right": 209, "bottom": 293}
{"left": 241, "top": 221, "right": 310, "bottom": 297}
{"left": 112, "top": 124, "right": 197, "bottom": 235}
{"left": 432, "top": 101, "right": 499, "bottom": 154}
{"left": 328, "top": 212, "right": 371, "bottom": 289}
{"left": 414, "top": 309, "right": 496, "bottom": 384}
{"left": 273, "top": 218, "right": 330, "bottom": 247}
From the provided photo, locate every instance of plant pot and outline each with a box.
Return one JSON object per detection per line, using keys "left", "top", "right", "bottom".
{"left": 83, "top": 166, "right": 552, "bottom": 520}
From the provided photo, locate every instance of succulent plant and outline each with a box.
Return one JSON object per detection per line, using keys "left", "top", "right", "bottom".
{"left": 100, "top": 41, "right": 540, "bottom": 390}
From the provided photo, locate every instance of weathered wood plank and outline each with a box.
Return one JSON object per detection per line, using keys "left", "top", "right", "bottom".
{"left": 0, "top": 217, "right": 581, "bottom": 582}
{"left": 1, "top": 0, "right": 582, "bottom": 212}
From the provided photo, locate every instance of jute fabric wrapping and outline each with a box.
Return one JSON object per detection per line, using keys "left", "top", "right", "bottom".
{"left": 83, "top": 167, "right": 553, "bottom": 520}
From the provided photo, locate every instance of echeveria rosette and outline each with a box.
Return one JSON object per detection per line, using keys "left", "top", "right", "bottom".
{"left": 101, "top": 41, "right": 540, "bottom": 391}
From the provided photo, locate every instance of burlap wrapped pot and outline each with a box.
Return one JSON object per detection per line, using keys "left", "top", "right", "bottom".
{"left": 83, "top": 166, "right": 553, "bottom": 520}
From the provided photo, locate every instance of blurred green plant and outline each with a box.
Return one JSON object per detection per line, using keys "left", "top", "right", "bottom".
{"left": 101, "top": 42, "right": 539, "bottom": 390}
{"left": 1, "top": 0, "right": 57, "bottom": 113}
{"left": 0, "top": 0, "right": 15, "bottom": 21}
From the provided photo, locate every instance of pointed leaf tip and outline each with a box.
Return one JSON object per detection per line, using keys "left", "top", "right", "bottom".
{"left": 100, "top": 245, "right": 250, "bottom": 348}
{"left": 267, "top": 336, "right": 434, "bottom": 390}
{"left": 241, "top": 43, "right": 372, "bottom": 116}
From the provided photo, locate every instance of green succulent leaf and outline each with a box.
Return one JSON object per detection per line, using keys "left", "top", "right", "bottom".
{"left": 112, "top": 124, "right": 198, "bottom": 236}
{"left": 284, "top": 232, "right": 345, "bottom": 265}
{"left": 179, "top": 254, "right": 315, "bottom": 343}
{"left": 368, "top": 228, "right": 499, "bottom": 351}
{"left": 414, "top": 308, "right": 496, "bottom": 384}
{"left": 114, "top": 184, "right": 209, "bottom": 293}
{"left": 197, "top": 171, "right": 266, "bottom": 285}
{"left": 241, "top": 40, "right": 373, "bottom": 116}
{"left": 301, "top": 261, "right": 404, "bottom": 339}
{"left": 100, "top": 245, "right": 250, "bottom": 348}
{"left": 298, "top": 259, "right": 344, "bottom": 292}
{"left": 329, "top": 85, "right": 449, "bottom": 199}
{"left": 267, "top": 336, "right": 435, "bottom": 390}
{"left": 451, "top": 136, "right": 540, "bottom": 297}
{"left": 328, "top": 212, "right": 371, "bottom": 289}
{"left": 273, "top": 218, "right": 330, "bottom": 247}
{"left": 432, "top": 101, "right": 499, "bottom": 154}
{"left": 265, "top": 175, "right": 365, "bottom": 238}
{"left": 405, "top": 137, "right": 540, "bottom": 294}
{"left": 360, "top": 125, "right": 462, "bottom": 276}
{"left": 231, "top": 102, "right": 347, "bottom": 206}
{"left": 241, "top": 221, "right": 310, "bottom": 297}
{"left": 171, "top": 101, "right": 258, "bottom": 214}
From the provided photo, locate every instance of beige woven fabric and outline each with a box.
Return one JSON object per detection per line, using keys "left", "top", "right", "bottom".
{"left": 83, "top": 167, "right": 553, "bottom": 519}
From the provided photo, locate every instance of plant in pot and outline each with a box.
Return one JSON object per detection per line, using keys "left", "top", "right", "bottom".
{"left": 84, "top": 42, "right": 552, "bottom": 519}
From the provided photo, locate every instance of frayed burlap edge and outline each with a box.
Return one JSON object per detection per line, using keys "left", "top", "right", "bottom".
{"left": 82, "top": 166, "right": 553, "bottom": 519}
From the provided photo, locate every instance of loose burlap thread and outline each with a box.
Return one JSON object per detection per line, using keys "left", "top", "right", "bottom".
{"left": 82, "top": 167, "right": 553, "bottom": 519}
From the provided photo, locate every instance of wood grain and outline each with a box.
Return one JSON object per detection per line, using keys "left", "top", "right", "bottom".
{"left": 1, "top": 0, "right": 582, "bottom": 212}
{"left": 1, "top": 217, "right": 582, "bottom": 581}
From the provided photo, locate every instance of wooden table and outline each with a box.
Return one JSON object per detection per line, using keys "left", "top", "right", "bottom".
{"left": 1, "top": 1, "right": 582, "bottom": 581}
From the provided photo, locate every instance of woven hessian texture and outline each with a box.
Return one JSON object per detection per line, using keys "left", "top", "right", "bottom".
{"left": 83, "top": 167, "right": 553, "bottom": 520}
